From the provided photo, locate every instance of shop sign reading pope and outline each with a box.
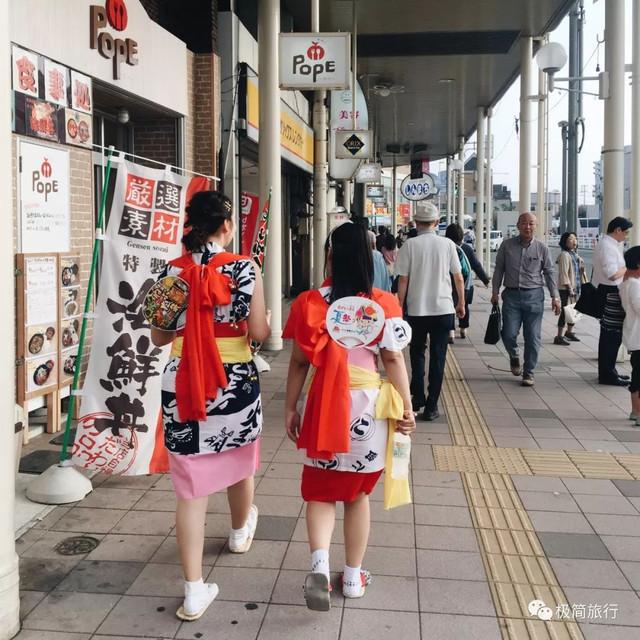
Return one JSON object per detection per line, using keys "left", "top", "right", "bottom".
{"left": 279, "top": 33, "right": 350, "bottom": 90}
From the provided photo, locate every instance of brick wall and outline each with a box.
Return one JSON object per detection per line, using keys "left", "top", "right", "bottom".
{"left": 133, "top": 120, "right": 178, "bottom": 168}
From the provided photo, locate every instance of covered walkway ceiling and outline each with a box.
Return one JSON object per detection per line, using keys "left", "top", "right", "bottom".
{"left": 283, "top": 0, "right": 574, "bottom": 166}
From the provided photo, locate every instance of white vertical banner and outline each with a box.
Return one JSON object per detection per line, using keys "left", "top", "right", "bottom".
{"left": 72, "top": 160, "right": 190, "bottom": 475}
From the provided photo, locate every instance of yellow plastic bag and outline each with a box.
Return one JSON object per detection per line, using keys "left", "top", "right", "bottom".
{"left": 376, "top": 381, "right": 412, "bottom": 510}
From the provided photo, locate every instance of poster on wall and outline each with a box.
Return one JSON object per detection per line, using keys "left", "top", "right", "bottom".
{"left": 70, "top": 70, "right": 92, "bottom": 114}
{"left": 59, "top": 255, "right": 82, "bottom": 385}
{"left": 16, "top": 254, "right": 59, "bottom": 401}
{"left": 64, "top": 109, "right": 92, "bottom": 148}
{"left": 72, "top": 160, "right": 194, "bottom": 476}
{"left": 43, "top": 58, "right": 69, "bottom": 107}
{"left": 24, "top": 97, "right": 61, "bottom": 142}
{"left": 12, "top": 45, "right": 39, "bottom": 97}
{"left": 19, "top": 140, "right": 70, "bottom": 253}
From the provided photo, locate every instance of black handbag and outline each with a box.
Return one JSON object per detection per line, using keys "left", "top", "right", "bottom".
{"left": 484, "top": 303, "right": 502, "bottom": 345}
{"left": 575, "top": 282, "right": 602, "bottom": 319}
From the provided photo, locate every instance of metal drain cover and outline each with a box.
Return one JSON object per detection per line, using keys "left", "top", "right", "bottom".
{"left": 55, "top": 535, "right": 100, "bottom": 556}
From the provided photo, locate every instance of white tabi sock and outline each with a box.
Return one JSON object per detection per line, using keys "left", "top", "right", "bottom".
{"left": 310, "top": 548, "right": 330, "bottom": 580}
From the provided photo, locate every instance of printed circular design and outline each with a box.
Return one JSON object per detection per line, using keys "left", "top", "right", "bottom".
{"left": 326, "top": 296, "right": 385, "bottom": 349}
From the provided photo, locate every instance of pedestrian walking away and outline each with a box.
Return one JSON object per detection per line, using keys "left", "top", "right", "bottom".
{"left": 445, "top": 223, "right": 490, "bottom": 340}
{"left": 619, "top": 246, "right": 640, "bottom": 425}
{"left": 283, "top": 221, "right": 415, "bottom": 611}
{"left": 150, "top": 191, "right": 271, "bottom": 621}
{"left": 491, "top": 212, "right": 561, "bottom": 387}
{"left": 368, "top": 229, "right": 391, "bottom": 291}
{"left": 555, "top": 231, "right": 586, "bottom": 345}
{"left": 593, "top": 216, "right": 633, "bottom": 386}
{"left": 396, "top": 201, "right": 465, "bottom": 420}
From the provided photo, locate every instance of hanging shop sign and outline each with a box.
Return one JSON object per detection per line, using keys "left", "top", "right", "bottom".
{"left": 43, "top": 59, "right": 69, "bottom": 107}
{"left": 279, "top": 33, "right": 350, "bottom": 90}
{"left": 400, "top": 173, "right": 438, "bottom": 201}
{"left": 366, "top": 184, "right": 385, "bottom": 199}
{"left": 90, "top": 0, "right": 139, "bottom": 80}
{"left": 335, "top": 129, "right": 373, "bottom": 160}
{"left": 19, "top": 140, "right": 70, "bottom": 253}
{"left": 70, "top": 71, "right": 93, "bottom": 113}
{"left": 12, "top": 45, "right": 39, "bottom": 97}
{"left": 245, "top": 72, "right": 313, "bottom": 173}
{"left": 356, "top": 163, "right": 382, "bottom": 184}
{"left": 329, "top": 80, "right": 368, "bottom": 180}
{"left": 72, "top": 160, "right": 194, "bottom": 476}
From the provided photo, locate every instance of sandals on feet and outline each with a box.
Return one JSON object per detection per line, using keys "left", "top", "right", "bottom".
{"left": 304, "top": 572, "right": 331, "bottom": 611}
{"left": 176, "top": 583, "right": 219, "bottom": 621}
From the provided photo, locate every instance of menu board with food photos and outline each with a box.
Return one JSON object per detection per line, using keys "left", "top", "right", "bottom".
{"left": 59, "top": 254, "right": 82, "bottom": 385}
{"left": 16, "top": 253, "right": 59, "bottom": 400}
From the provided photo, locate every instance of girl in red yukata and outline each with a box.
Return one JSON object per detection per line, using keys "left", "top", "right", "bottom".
{"left": 283, "top": 221, "right": 415, "bottom": 611}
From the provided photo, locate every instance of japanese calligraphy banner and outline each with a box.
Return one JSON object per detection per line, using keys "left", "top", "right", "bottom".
{"left": 72, "top": 160, "right": 200, "bottom": 475}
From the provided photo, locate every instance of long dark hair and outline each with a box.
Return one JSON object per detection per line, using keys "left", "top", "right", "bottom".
{"left": 325, "top": 223, "right": 373, "bottom": 302}
{"left": 182, "top": 191, "right": 233, "bottom": 252}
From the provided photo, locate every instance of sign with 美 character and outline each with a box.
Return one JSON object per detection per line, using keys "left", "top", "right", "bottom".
{"left": 326, "top": 297, "right": 385, "bottom": 349}
{"left": 19, "top": 140, "right": 70, "bottom": 253}
{"left": 279, "top": 33, "right": 350, "bottom": 90}
{"left": 71, "top": 160, "right": 195, "bottom": 475}
{"left": 335, "top": 129, "right": 373, "bottom": 159}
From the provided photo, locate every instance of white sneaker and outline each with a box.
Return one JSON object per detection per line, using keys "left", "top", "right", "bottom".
{"left": 228, "top": 504, "right": 258, "bottom": 553}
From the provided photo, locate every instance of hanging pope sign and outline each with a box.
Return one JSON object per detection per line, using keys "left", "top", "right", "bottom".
{"left": 279, "top": 33, "right": 350, "bottom": 90}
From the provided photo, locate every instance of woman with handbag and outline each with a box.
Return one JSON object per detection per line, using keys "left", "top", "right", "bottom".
{"left": 555, "top": 232, "right": 585, "bottom": 345}
{"left": 283, "top": 222, "right": 415, "bottom": 611}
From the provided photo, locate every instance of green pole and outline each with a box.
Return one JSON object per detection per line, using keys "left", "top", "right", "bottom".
{"left": 60, "top": 147, "right": 114, "bottom": 462}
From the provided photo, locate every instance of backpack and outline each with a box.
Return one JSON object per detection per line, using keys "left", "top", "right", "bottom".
{"left": 456, "top": 245, "right": 472, "bottom": 288}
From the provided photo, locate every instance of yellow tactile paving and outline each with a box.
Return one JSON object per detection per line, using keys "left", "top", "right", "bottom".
{"left": 565, "top": 451, "right": 633, "bottom": 480}
{"left": 614, "top": 453, "right": 640, "bottom": 478}
{"left": 519, "top": 449, "right": 583, "bottom": 478}
{"left": 441, "top": 354, "right": 585, "bottom": 639}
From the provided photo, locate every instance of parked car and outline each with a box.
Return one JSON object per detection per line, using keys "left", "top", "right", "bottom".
{"left": 483, "top": 229, "right": 503, "bottom": 251}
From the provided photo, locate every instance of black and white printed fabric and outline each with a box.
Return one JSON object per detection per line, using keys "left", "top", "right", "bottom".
{"left": 305, "top": 287, "right": 411, "bottom": 474}
{"left": 160, "top": 242, "right": 262, "bottom": 455}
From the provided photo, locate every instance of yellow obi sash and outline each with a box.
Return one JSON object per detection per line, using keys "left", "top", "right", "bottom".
{"left": 171, "top": 335, "right": 252, "bottom": 364}
{"left": 307, "top": 364, "right": 412, "bottom": 510}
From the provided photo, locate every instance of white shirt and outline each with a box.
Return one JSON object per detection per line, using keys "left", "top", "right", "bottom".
{"left": 395, "top": 230, "right": 461, "bottom": 316}
{"left": 593, "top": 234, "right": 625, "bottom": 287}
{"left": 620, "top": 278, "right": 640, "bottom": 351}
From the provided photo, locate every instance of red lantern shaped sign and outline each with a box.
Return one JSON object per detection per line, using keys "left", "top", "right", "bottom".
{"left": 106, "top": 0, "right": 128, "bottom": 31}
{"left": 41, "top": 158, "right": 52, "bottom": 178}
{"left": 307, "top": 41, "right": 325, "bottom": 61}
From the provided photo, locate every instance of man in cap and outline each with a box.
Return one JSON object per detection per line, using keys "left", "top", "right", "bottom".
{"left": 396, "top": 201, "right": 465, "bottom": 421}
{"left": 491, "top": 212, "right": 560, "bottom": 387}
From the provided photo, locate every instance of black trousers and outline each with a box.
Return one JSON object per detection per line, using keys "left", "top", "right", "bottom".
{"left": 598, "top": 284, "right": 624, "bottom": 381}
{"left": 407, "top": 314, "right": 455, "bottom": 411}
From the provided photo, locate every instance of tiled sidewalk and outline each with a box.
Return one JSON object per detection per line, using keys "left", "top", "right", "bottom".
{"left": 13, "top": 288, "right": 640, "bottom": 640}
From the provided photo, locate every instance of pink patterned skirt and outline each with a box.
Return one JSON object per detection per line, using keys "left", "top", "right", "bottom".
{"left": 168, "top": 440, "right": 261, "bottom": 500}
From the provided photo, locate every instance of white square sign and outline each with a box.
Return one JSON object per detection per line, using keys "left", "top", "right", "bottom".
{"left": 279, "top": 33, "right": 350, "bottom": 90}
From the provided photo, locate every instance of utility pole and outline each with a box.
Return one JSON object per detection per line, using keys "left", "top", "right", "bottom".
{"left": 519, "top": 36, "right": 533, "bottom": 213}
{"left": 567, "top": 0, "right": 584, "bottom": 234}
{"left": 560, "top": 120, "right": 569, "bottom": 234}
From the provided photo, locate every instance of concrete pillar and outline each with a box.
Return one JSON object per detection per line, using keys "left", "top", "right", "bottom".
{"left": 536, "top": 64, "right": 547, "bottom": 240}
{"left": 391, "top": 164, "right": 397, "bottom": 233}
{"left": 485, "top": 108, "right": 493, "bottom": 272}
{"left": 258, "top": 0, "right": 283, "bottom": 350}
{"left": 632, "top": 0, "right": 640, "bottom": 245}
{"left": 476, "top": 108, "right": 486, "bottom": 263}
{"left": 519, "top": 36, "right": 533, "bottom": 213}
{"left": 603, "top": 0, "right": 625, "bottom": 229}
{"left": 312, "top": 0, "right": 328, "bottom": 287}
{"left": 457, "top": 139, "right": 465, "bottom": 226}
{"left": 0, "top": 0, "right": 21, "bottom": 634}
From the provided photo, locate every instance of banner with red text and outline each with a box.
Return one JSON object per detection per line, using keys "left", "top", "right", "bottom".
{"left": 71, "top": 160, "right": 207, "bottom": 475}
{"left": 240, "top": 191, "right": 260, "bottom": 255}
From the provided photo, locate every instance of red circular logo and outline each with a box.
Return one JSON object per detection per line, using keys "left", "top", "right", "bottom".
{"left": 106, "top": 0, "right": 128, "bottom": 31}
{"left": 307, "top": 41, "right": 325, "bottom": 61}
{"left": 41, "top": 158, "right": 52, "bottom": 178}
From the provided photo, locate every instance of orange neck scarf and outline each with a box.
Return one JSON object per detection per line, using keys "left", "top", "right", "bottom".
{"left": 170, "top": 251, "right": 246, "bottom": 422}
{"left": 283, "top": 284, "right": 402, "bottom": 460}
